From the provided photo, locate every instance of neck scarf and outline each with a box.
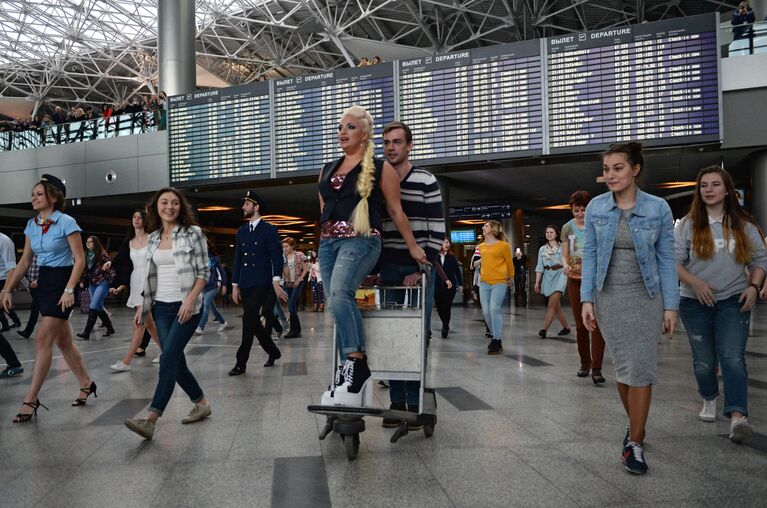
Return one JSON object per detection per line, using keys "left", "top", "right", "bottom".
{"left": 35, "top": 215, "right": 52, "bottom": 234}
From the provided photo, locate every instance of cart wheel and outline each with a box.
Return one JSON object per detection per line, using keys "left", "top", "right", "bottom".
{"left": 423, "top": 423, "right": 435, "bottom": 437}
{"left": 345, "top": 433, "right": 360, "bottom": 460}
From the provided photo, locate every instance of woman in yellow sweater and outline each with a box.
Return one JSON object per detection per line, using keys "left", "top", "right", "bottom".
{"left": 478, "top": 220, "right": 514, "bottom": 355}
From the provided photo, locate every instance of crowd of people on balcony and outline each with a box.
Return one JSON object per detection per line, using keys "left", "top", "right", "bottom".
{"left": 0, "top": 93, "right": 167, "bottom": 148}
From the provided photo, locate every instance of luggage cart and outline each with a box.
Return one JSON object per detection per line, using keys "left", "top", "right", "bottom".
{"left": 307, "top": 273, "right": 437, "bottom": 460}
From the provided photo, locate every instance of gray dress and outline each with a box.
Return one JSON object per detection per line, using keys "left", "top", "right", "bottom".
{"left": 595, "top": 209, "right": 663, "bottom": 386}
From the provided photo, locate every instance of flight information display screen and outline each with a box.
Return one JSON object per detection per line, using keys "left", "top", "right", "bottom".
{"left": 547, "top": 14, "right": 720, "bottom": 154}
{"left": 399, "top": 40, "right": 543, "bottom": 164}
{"left": 273, "top": 63, "right": 395, "bottom": 174}
{"left": 168, "top": 82, "right": 271, "bottom": 184}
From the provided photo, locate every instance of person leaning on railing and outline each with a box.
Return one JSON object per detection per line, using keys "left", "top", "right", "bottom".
{"left": 732, "top": 1, "right": 756, "bottom": 39}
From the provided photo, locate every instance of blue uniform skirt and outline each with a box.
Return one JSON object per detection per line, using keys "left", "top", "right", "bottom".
{"left": 36, "top": 266, "right": 74, "bottom": 319}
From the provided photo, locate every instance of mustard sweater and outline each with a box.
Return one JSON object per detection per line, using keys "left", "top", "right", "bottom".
{"left": 478, "top": 241, "right": 514, "bottom": 284}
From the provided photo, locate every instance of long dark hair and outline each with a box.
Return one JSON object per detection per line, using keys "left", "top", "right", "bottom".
{"left": 686, "top": 166, "right": 759, "bottom": 264}
{"left": 146, "top": 187, "right": 198, "bottom": 233}
{"left": 86, "top": 236, "right": 105, "bottom": 260}
{"left": 126, "top": 208, "right": 147, "bottom": 240}
{"left": 544, "top": 224, "right": 560, "bottom": 246}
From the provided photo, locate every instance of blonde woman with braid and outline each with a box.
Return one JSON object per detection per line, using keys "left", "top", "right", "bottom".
{"left": 318, "top": 105, "right": 428, "bottom": 406}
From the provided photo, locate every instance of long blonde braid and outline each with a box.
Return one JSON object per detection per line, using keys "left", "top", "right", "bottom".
{"left": 343, "top": 105, "right": 377, "bottom": 236}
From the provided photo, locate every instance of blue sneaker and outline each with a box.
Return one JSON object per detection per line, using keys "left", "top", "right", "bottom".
{"left": 622, "top": 442, "right": 648, "bottom": 475}
{"left": 0, "top": 366, "right": 24, "bottom": 379}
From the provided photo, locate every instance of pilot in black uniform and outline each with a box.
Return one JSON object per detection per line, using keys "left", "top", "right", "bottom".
{"left": 229, "top": 191, "right": 286, "bottom": 375}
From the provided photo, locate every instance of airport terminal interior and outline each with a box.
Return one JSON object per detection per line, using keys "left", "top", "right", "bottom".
{"left": 1, "top": 0, "right": 767, "bottom": 506}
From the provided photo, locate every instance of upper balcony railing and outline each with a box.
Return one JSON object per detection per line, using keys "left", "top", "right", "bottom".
{"left": 721, "top": 20, "right": 767, "bottom": 57}
{"left": 0, "top": 111, "right": 165, "bottom": 152}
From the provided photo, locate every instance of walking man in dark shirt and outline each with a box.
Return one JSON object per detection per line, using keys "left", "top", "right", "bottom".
{"left": 229, "top": 191, "right": 288, "bottom": 376}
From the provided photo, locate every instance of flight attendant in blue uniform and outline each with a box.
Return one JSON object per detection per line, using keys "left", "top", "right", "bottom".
{"left": 2, "top": 175, "right": 97, "bottom": 422}
{"left": 229, "top": 190, "right": 288, "bottom": 375}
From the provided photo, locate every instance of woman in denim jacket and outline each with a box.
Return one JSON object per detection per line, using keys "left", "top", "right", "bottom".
{"left": 581, "top": 142, "right": 679, "bottom": 476}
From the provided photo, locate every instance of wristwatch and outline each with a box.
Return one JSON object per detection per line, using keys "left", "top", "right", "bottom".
{"left": 64, "top": 288, "right": 75, "bottom": 294}
{"left": 749, "top": 283, "right": 760, "bottom": 292}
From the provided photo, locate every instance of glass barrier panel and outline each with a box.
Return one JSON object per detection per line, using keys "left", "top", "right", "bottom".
{"left": 0, "top": 112, "right": 161, "bottom": 152}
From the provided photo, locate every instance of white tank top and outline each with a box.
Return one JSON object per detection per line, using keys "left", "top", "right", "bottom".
{"left": 153, "top": 248, "right": 182, "bottom": 302}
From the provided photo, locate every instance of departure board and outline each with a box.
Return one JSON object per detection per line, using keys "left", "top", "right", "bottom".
{"left": 273, "top": 63, "right": 395, "bottom": 174}
{"left": 399, "top": 40, "right": 543, "bottom": 165}
{"left": 547, "top": 14, "right": 720, "bottom": 154}
{"left": 168, "top": 82, "right": 271, "bottom": 184}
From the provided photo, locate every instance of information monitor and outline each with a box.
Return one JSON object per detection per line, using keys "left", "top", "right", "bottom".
{"left": 399, "top": 40, "right": 543, "bottom": 165}
{"left": 168, "top": 82, "right": 271, "bottom": 185}
{"left": 547, "top": 13, "right": 720, "bottom": 154}
{"left": 273, "top": 63, "right": 394, "bottom": 174}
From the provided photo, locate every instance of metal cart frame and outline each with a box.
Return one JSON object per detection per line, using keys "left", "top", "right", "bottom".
{"left": 307, "top": 273, "right": 438, "bottom": 460}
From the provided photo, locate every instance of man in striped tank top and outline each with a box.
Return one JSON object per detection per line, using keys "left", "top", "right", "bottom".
{"left": 379, "top": 122, "right": 446, "bottom": 428}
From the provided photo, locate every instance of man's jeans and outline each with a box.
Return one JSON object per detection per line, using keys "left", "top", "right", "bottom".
{"left": 680, "top": 295, "right": 750, "bottom": 417}
{"left": 318, "top": 236, "right": 381, "bottom": 356}
{"left": 479, "top": 281, "right": 507, "bottom": 340}
{"left": 380, "top": 262, "right": 435, "bottom": 406}
{"left": 198, "top": 287, "right": 225, "bottom": 330}
{"left": 149, "top": 301, "right": 204, "bottom": 415}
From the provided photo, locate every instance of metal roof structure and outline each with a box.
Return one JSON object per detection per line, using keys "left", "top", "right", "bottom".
{"left": 0, "top": 0, "right": 740, "bottom": 113}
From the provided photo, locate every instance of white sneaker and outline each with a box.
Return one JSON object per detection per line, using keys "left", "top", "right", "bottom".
{"left": 194, "top": 328, "right": 204, "bottom": 335}
{"left": 216, "top": 321, "right": 229, "bottom": 332}
{"left": 698, "top": 399, "right": 716, "bottom": 422}
{"left": 153, "top": 355, "right": 161, "bottom": 364}
{"left": 110, "top": 360, "right": 131, "bottom": 372}
{"left": 181, "top": 402, "right": 212, "bottom": 424}
{"left": 729, "top": 416, "right": 753, "bottom": 444}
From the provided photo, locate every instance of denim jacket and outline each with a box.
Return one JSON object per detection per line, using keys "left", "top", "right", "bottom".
{"left": 580, "top": 189, "right": 679, "bottom": 310}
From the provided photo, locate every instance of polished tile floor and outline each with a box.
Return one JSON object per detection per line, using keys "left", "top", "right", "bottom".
{"left": 1, "top": 299, "right": 766, "bottom": 507}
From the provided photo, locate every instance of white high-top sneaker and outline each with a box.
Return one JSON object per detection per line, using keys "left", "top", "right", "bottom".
{"left": 331, "top": 357, "right": 373, "bottom": 407}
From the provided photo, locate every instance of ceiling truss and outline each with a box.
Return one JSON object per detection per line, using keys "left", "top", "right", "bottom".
{"left": 0, "top": 0, "right": 738, "bottom": 114}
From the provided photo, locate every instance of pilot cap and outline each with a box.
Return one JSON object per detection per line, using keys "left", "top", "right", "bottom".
{"left": 242, "top": 190, "right": 263, "bottom": 207}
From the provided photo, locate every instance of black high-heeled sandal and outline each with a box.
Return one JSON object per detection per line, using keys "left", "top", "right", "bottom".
{"left": 592, "top": 370, "right": 606, "bottom": 385}
{"left": 72, "top": 381, "right": 98, "bottom": 406}
{"left": 13, "top": 399, "right": 48, "bottom": 423}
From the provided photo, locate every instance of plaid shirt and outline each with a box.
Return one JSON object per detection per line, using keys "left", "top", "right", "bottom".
{"left": 141, "top": 225, "right": 210, "bottom": 317}
{"left": 26, "top": 254, "right": 39, "bottom": 282}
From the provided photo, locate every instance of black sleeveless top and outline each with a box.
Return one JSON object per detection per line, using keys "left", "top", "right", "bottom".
{"left": 318, "top": 157, "right": 385, "bottom": 232}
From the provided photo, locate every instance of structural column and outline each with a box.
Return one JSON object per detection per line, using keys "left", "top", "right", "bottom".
{"left": 436, "top": 175, "right": 451, "bottom": 236}
{"left": 750, "top": 150, "right": 767, "bottom": 235}
{"left": 158, "top": 0, "right": 196, "bottom": 96}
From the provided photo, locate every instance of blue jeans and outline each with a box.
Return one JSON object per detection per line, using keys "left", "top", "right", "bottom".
{"left": 286, "top": 280, "right": 305, "bottom": 315}
{"left": 480, "top": 281, "right": 507, "bottom": 340}
{"left": 380, "top": 262, "right": 436, "bottom": 406}
{"left": 198, "top": 287, "right": 225, "bottom": 330}
{"left": 88, "top": 281, "right": 109, "bottom": 310}
{"left": 274, "top": 298, "right": 286, "bottom": 321}
{"left": 318, "top": 236, "right": 382, "bottom": 356}
{"left": 149, "top": 301, "right": 204, "bottom": 416}
{"left": 679, "top": 295, "right": 750, "bottom": 417}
